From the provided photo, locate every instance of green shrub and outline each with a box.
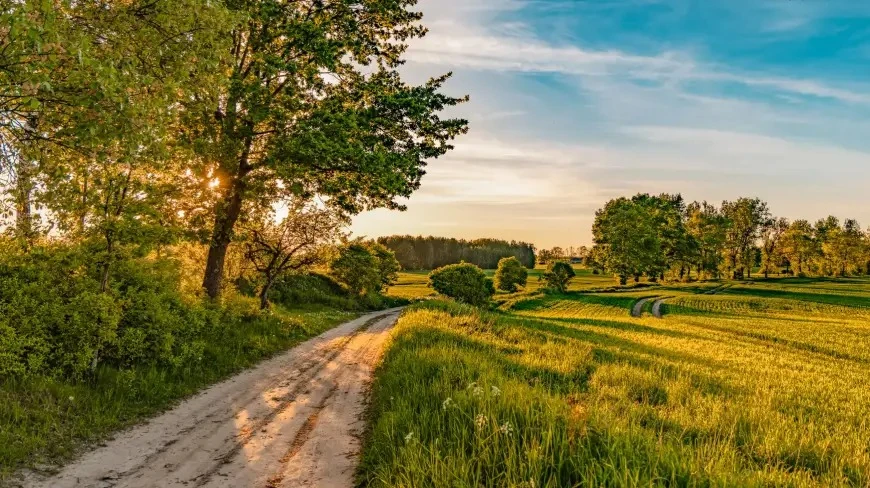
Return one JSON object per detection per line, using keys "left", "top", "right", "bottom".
{"left": 542, "top": 261, "right": 575, "bottom": 293}
{"left": 494, "top": 256, "right": 528, "bottom": 292}
{"left": 270, "top": 272, "right": 357, "bottom": 309}
{"left": 330, "top": 242, "right": 401, "bottom": 296}
{"left": 428, "top": 263, "right": 494, "bottom": 307}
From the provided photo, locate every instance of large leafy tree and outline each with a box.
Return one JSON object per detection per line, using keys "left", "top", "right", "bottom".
{"left": 592, "top": 197, "right": 661, "bottom": 285}
{"left": 685, "top": 201, "right": 726, "bottom": 279}
{"left": 184, "top": 0, "right": 469, "bottom": 298}
{"left": 720, "top": 197, "right": 769, "bottom": 279}
{"left": 760, "top": 217, "right": 789, "bottom": 278}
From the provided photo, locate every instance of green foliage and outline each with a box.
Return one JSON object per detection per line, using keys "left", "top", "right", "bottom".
{"left": 331, "top": 243, "right": 385, "bottom": 296}
{"left": 542, "top": 261, "right": 575, "bottom": 292}
{"left": 367, "top": 242, "right": 402, "bottom": 290}
{"left": 494, "top": 256, "right": 528, "bottom": 292}
{"left": 377, "top": 235, "right": 536, "bottom": 270}
{"left": 428, "top": 263, "right": 494, "bottom": 307}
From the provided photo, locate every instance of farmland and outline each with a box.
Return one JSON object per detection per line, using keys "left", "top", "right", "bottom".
{"left": 359, "top": 276, "right": 870, "bottom": 486}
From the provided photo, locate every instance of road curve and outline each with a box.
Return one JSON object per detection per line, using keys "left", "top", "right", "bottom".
{"left": 20, "top": 308, "right": 403, "bottom": 488}
{"left": 631, "top": 298, "right": 653, "bottom": 317}
{"left": 651, "top": 298, "right": 666, "bottom": 318}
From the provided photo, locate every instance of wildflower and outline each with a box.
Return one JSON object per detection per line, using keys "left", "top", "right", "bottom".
{"left": 491, "top": 386, "right": 501, "bottom": 397}
{"left": 499, "top": 421, "right": 514, "bottom": 436}
{"left": 68, "top": 396, "right": 74, "bottom": 402}
{"left": 404, "top": 431, "right": 414, "bottom": 443}
{"left": 474, "top": 414, "right": 488, "bottom": 429}
{"left": 442, "top": 397, "right": 453, "bottom": 410}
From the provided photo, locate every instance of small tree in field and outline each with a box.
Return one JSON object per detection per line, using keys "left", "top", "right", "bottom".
{"left": 543, "top": 261, "right": 575, "bottom": 293}
{"left": 494, "top": 256, "right": 527, "bottom": 292}
{"left": 330, "top": 241, "right": 400, "bottom": 296}
{"left": 244, "top": 201, "right": 347, "bottom": 309}
{"left": 429, "top": 263, "right": 494, "bottom": 307}
{"left": 330, "top": 244, "right": 380, "bottom": 296}
{"left": 367, "top": 242, "right": 402, "bottom": 290}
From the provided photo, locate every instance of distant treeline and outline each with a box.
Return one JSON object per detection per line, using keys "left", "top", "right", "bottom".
{"left": 591, "top": 194, "right": 870, "bottom": 284}
{"left": 377, "top": 236, "right": 536, "bottom": 270}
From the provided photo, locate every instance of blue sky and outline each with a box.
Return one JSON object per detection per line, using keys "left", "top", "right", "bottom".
{"left": 350, "top": 0, "right": 870, "bottom": 248}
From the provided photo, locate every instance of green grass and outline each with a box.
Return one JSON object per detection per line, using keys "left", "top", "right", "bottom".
{"left": 358, "top": 277, "right": 870, "bottom": 487}
{"left": 0, "top": 299, "right": 357, "bottom": 479}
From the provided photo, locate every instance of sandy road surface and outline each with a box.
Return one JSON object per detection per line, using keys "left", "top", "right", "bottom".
{"left": 651, "top": 298, "right": 666, "bottom": 318}
{"left": 20, "top": 308, "right": 403, "bottom": 488}
{"left": 631, "top": 298, "right": 652, "bottom": 317}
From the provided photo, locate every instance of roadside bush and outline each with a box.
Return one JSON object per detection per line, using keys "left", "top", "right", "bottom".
{"left": 494, "top": 256, "right": 528, "bottom": 292}
{"left": 270, "top": 272, "right": 356, "bottom": 309}
{"left": 543, "top": 261, "right": 575, "bottom": 293}
{"left": 428, "top": 263, "right": 494, "bottom": 307}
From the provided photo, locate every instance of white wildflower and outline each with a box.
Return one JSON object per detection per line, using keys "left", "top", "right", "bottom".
{"left": 68, "top": 396, "right": 74, "bottom": 402}
{"left": 499, "top": 421, "right": 514, "bottom": 436}
{"left": 404, "top": 431, "right": 413, "bottom": 443}
{"left": 490, "top": 386, "right": 501, "bottom": 397}
{"left": 442, "top": 397, "right": 453, "bottom": 410}
{"left": 474, "top": 414, "right": 487, "bottom": 429}
{"left": 472, "top": 385, "right": 483, "bottom": 397}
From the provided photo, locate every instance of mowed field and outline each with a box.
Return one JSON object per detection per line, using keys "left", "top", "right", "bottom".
{"left": 360, "top": 276, "right": 870, "bottom": 487}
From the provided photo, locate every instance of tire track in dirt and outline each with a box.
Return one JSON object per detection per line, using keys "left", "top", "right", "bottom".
{"left": 19, "top": 308, "right": 403, "bottom": 488}
{"left": 651, "top": 298, "right": 666, "bottom": 318}
{"left": 631, "top": 298, "right": 653, "bottom": 317}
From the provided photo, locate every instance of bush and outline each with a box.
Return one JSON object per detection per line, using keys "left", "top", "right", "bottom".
{"left": 543, "top": 261, "right": 575, "bottom": 293}
{"left": 269, "top": 272, "right": 357, "bottom": 309}
{"left": 428, "top": 263, "right": 494, "bottom": 307}
{"left": 494, "top": 256, "right": 528, "bottom": 292}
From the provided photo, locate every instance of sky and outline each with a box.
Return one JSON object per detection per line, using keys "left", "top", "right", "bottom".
{"left": 350, "top": 0, "right": 870, "bottom": 249}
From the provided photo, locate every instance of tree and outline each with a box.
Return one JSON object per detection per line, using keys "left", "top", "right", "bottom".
{"left": 822, "top": 219, "right": 864, "bottom": 276}
{"left": 193, "top": 1, "right": 470, "bottom": 298}
{"left": 330, "top": 243, "right": 380, "bottom": 296}
{"left": 542, "top": 261, "right": 575, "bottom": 293}
{"left": 720, "top": 198, "right": 769, "bottom": 279}
{"left": 592, "top": 197, "right": 660, "bottom": 285}
{"left": 760, "top": 217, "right": 789, "bottom": 278}
{"left": 2, "top": 0, "right": 225, "bottom": 291}
{"left": 330, "top": 241, "right": 400, "bottom": 296}
{"left": 428, "top": 263, "right": 493, "bottom": 307}
{"left": 781, "top": 220, "right": 815, "bottom": 276}
{"left": 243, "top": 200, "right": 347, "bottom": 309}
{"left": 494, "top": 256, "right": 528, "bottom": 292}
{"left": 367, "top": 242, "right": 402, "bottom": 291}
{"left": 685, "top": 201, "right": 726, "bottom": 279}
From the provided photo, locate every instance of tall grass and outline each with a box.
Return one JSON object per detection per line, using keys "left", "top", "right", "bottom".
{"left": 358, "top": 279, "right": 870, "bottom": 487}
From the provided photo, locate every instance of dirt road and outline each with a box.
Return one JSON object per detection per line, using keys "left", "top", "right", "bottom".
{"left": 22, "top": 308, "right": 403, "bottom": 488}
{"left": 631, "top": 298, "right": 652, "bottom": 317}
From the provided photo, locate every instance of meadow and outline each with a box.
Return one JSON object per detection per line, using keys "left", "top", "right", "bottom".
{"left": 359, "top": 275, "right": 870, "bottom": 487}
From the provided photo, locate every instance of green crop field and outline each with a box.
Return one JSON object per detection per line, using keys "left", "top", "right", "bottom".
{"left": 359, "top": 277, "right": 870, "bottom": 487}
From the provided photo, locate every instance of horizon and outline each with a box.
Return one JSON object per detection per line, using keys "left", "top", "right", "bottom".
{"left": 350, "top": 0, "right": 870, "bottom": 249}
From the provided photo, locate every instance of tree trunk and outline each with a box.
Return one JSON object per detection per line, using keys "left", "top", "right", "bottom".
{"left": 100, "top": 236, "right": 113, "bottom": 293}
{"left": 259, "top": 277, "right": 274, "bottom": 310}
{"left": 202, "top": 174, "right": 248, "bottom": 299}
